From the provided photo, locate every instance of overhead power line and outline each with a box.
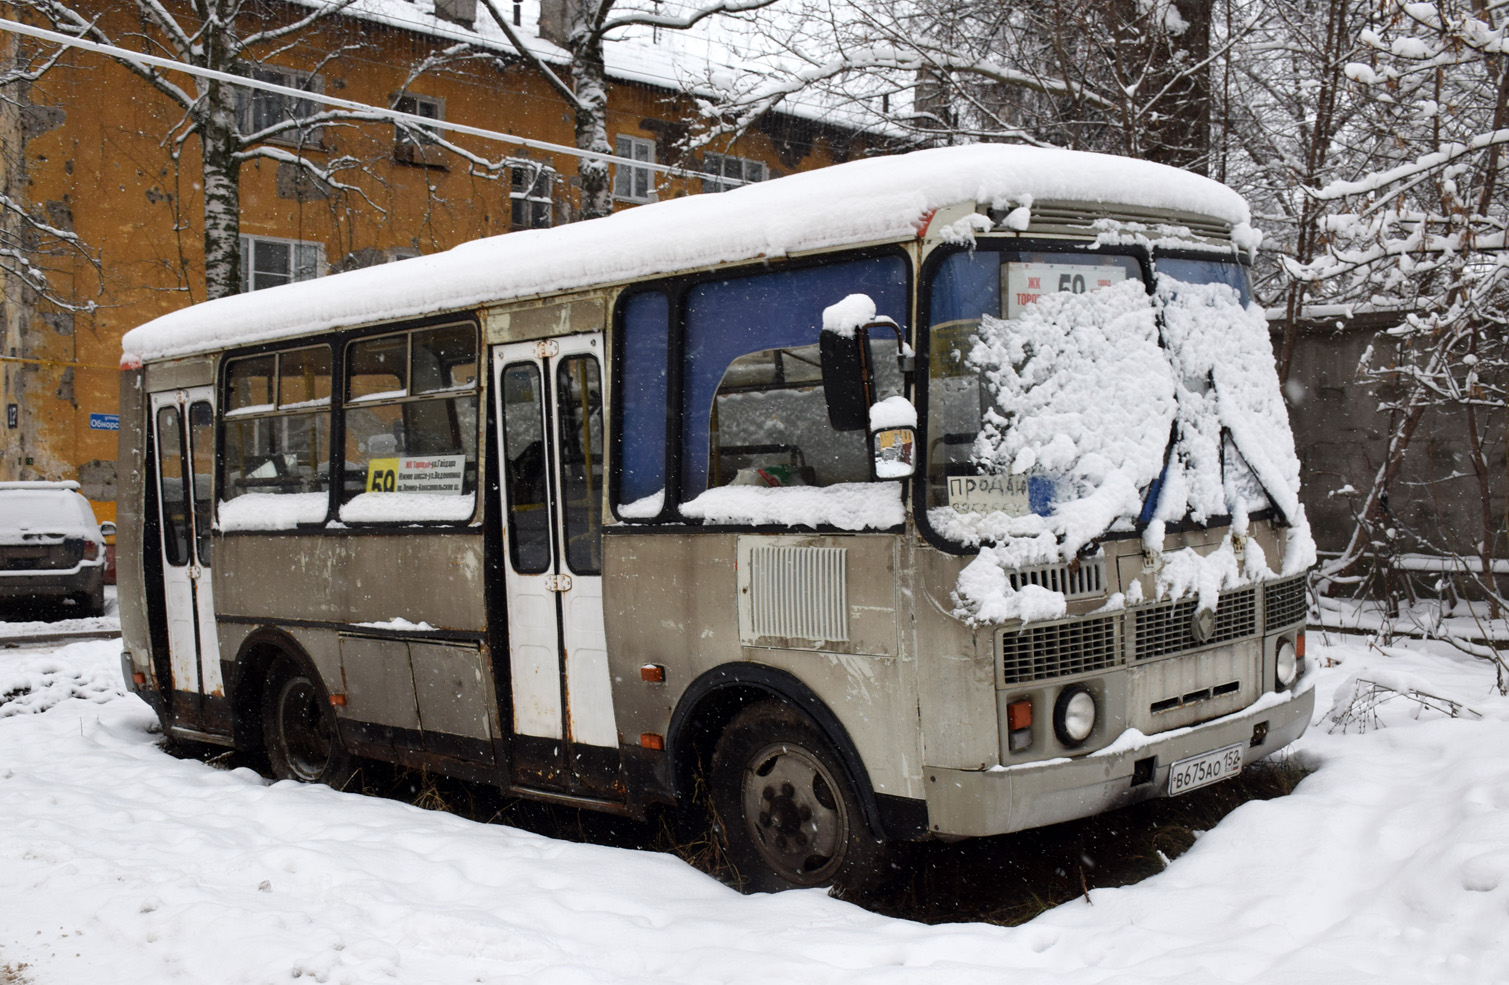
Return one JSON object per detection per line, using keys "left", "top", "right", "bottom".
{"left": 0, "top": 17, "right": 741, "bottom": 185}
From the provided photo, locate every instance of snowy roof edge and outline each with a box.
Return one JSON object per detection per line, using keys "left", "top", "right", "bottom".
{"left": 121, "top": 144, "right": 1253, "bottom": 363}
{"left": 290, "top": 0, "right": 865, "bottom": 133}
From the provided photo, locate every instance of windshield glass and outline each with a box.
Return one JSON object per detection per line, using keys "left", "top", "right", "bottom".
{"left": 1154, "top": 255, "right": 1252, "bottom": 305}
{"left": 922, "top": 247, "right": 1291, "bottom": 556}
{"left": 924, "top": 248, "right": 1157, "bottom": 552}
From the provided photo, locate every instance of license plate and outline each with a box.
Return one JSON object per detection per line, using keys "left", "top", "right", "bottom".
{"left": 1167, "top": 743, "right": 1244, "bottom": 796}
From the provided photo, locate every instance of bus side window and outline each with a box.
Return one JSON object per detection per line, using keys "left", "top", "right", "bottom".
{"left": 341, "top": 324, "right": 479, "bottom": 521}
{"left": 221, "top": 346, "right": 332, "bottom": 506}
{"left": 679, "top": 256, "right": 909, "bottom": 502}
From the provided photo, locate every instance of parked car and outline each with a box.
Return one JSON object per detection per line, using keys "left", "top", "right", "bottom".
{"left": 0, "top": 481, "right": 114, "bottom": 617}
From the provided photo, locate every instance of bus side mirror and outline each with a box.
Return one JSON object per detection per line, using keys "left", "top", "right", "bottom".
{"left": 820, "top": 329, "right": 870, "bottom": 431}
{"left": 869, "top": 396, "right": 917, "bottom": 479}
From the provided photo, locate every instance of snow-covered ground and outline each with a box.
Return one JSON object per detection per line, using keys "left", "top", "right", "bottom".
{"left": 2, "top": 633, "right": 1506, "bottom": 985}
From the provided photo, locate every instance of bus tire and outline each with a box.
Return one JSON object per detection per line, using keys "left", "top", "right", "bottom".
{"left": 710, "top": 700, "right": 885, "bottom": 894}
{"left": 261, "top": 657, "right": 353, "bottom": 788}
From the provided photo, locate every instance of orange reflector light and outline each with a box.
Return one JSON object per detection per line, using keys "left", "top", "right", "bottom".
{"left": 1296, "top": 632, "right": 1306, "bottom": 658}
{"left": 329, "top": 694, "right": 347, "bottom": 707}
{"left": 132, "top": 672, "right": 146, "bottom": 685}
{"left": 639, "top": 733, "right": 665, "bottom": 751}
{"left": 640, "top": 664, "right": 665, "bottom": 683}
{"left": 1006, "top": 698, "right": 1033, "bottom": 731}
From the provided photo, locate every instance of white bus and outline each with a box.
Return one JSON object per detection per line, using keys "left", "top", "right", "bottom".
{"left": 117, "top": 144, "right": 1316, "bottom": 892}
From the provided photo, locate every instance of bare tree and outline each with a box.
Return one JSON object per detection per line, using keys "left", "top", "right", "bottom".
{"left": 1, "top": 30, "right": 99, "bottom": 310}
{"left": 480, "top": 0, "right": 782, "bottom": 220}
{"left": 1301, "top": 0, "right": 1508, "bottom": 684}
{"left": 0, "top": 0, "right": 531, "bottom": 300}
{"left": 688, "top": 0, "right": 1225, "bottom": 172}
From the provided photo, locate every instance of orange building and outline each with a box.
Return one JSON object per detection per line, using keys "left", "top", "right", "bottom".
{"left": 1, "top": 0, "right": 868, "bottom": 523}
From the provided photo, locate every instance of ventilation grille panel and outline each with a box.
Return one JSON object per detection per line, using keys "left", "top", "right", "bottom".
{"left": 1007, "top": 559, "right": 1105, "bottom": 600}
{"left": 748, "top": 546, "right": 849, "bottom": 642}
{"left": 1264, "top": 576, "right": 1308, "bottom": 629}
{"left": 1000, "top": 616, "right": 1120, "bottom": 685}
{"left": 1134, "top": 587, "right": 1257, "bottom": 661}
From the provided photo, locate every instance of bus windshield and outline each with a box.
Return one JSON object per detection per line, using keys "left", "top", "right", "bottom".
{"left": 923, "top": 247, "right": 1277, "bottom": 553}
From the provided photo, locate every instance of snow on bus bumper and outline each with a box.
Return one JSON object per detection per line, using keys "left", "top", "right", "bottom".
{"left": 922, "top": 680, "right": 1315, "bottom": 838}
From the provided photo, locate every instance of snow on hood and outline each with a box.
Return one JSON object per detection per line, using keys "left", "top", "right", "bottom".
{"left": 947, "top": 279, "right": 1313, "bottom": 625}
{"left": 121, "top": 145, "right": 1250, "bottom": 363}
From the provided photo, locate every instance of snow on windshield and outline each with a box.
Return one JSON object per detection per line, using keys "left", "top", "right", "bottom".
{"left": 948, "top": 274, "right": 1314, "bottom": 624}
{"left": 1150, "top": 276, "right": 1315, "bottom": 607}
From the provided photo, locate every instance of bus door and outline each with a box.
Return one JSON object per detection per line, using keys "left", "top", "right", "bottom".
{"left": 149, "top": 388, "right": 223, "bottom": 729}
{"left": 493, "top": 335, "right": 618, "bottom": 791}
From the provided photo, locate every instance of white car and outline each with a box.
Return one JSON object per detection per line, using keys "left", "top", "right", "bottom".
{"left": 0, "top": 481, "right": 114, "bottom": 617}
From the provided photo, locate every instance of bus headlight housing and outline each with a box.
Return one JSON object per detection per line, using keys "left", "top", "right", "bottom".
{"left": 1053, "top": 685, "right": 1097, "bottom": 747}
{"left": 1276, "top": 639, "right": 1299, "bottom": 690}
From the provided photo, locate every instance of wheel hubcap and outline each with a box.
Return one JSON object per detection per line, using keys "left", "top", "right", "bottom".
{"left": 742, "top": 742, "right": 848, "bottom": 885}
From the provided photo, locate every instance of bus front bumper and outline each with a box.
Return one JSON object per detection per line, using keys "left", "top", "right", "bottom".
{"left": 922, "top": 682, "right": 1316, "bottom": 838}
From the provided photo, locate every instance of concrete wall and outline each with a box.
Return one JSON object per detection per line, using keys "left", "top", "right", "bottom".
{"left": 1282, "top": 316, "right": 1507, "bottom": 567}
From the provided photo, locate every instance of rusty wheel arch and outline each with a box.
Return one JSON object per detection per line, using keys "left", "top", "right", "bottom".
{"left": 665, "top": 663, "right": 886, "bottom": 841}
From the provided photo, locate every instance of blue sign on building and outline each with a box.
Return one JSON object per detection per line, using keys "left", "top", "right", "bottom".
{"left": 88, "top": 413, "right": 120, "bottom": 431}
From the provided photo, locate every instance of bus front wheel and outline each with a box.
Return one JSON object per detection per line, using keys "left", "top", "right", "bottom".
{"left": 262, "top": 657, "right": 353, "bottom": 788}
{"left": 709, "top": 701, "right": 884, "bottom": 894}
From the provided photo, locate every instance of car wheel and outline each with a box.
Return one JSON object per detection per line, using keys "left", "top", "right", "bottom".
{"left": 262, "top": 657, "right": 353, "bottom": 787}
{"left": 709, "top": 701, "right": 885, "bottom": 894}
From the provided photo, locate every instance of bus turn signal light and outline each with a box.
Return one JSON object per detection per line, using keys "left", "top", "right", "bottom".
{"left": 1007, "top": 698, "right": 1033, "bottom": 752}
{"left": 329, "top": 694, "right": 347, "bottom": 707}
{"left": 640, "top": 664, "right": 665, "bottom": 683}
{"left": 639, "top": 733, "right": 665, "bottom": 751}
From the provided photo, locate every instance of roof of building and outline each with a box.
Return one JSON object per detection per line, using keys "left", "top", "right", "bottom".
{"left": 121, "top": 143, "right": 1254, "bottom": 362}
{"left": 321, "top": 0, "right": 846, "bottom": 130}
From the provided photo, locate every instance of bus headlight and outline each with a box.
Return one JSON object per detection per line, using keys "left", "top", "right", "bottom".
{"left": 1053, "top": 685, "right": 1097, "bottom": 747}
{"left": 1276, "top": 639, "right": 1299, "bottom": 690}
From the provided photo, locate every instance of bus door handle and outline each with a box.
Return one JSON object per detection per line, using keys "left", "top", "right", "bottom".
{"left": 546, "top": 574, "right": 573, "bottom": 593}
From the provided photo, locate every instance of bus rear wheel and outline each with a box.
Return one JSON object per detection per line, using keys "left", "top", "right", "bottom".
{"left": 262, "top": 657, "right": 353, "bottom": 788}
{"left": 710, "top": 701, "right": 884, "bottom": 894}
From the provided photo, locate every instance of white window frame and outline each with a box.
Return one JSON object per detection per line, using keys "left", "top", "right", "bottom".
{"left": 613, "top": 135, "right": 656, "bottom": 203}
{"left": 510, "top": 162, "right": 556, "bottom": 230}
{"left": 702, "top": 152, "right": 767, "bottom": 193}
{"left": 240, "top": 235, "right": 324, "bottom": 293}
{"left": 235, "top": 66, "right": 325, "bottom": 146}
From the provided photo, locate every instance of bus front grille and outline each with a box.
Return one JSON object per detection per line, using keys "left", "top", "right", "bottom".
{"left": 1264, "top": 575, "right": 1308, "bottom": 629}
{"left": 1000, "top": 616, "right": 1120, "bottom": 685}
{"left": 1134, "top": 587, "right": 1256, "bottom": 661}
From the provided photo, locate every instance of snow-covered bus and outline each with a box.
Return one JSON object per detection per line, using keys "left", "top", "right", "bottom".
{"left": 117, "top": 144, "right": 1315, "bottom": 892}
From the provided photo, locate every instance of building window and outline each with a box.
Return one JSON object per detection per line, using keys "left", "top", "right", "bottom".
{"left": 702, "top": 153, "right": 766, "bottom": 193}
{"left": 613, "top": 135, "right": 656, "bottom": 203}
{"left": 511, "top": 163, "right": 555, "bottom": 229}
{"left": 240, "top": 235, "right": 323, "bottom": 293}
{"left": 236, "top": 66, "right": 324, "bottom": 145}
{"left": 393, "top": 94, "right": 446, "bottom": 166}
